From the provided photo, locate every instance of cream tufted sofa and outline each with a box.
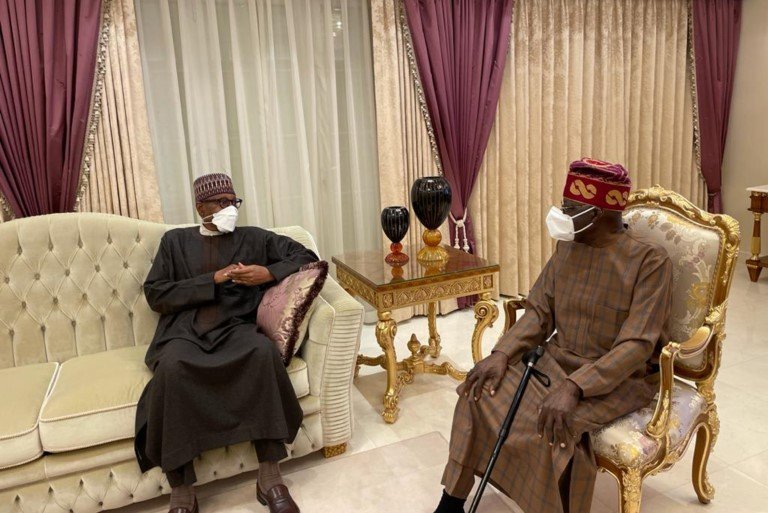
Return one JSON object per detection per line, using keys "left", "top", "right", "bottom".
{"left": 0, "top": 213, "right": 364, "bottom": 513}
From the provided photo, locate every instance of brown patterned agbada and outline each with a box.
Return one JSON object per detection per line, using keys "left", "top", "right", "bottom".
{"left": 443, "top": 232, "right": 673, "bottom": 513}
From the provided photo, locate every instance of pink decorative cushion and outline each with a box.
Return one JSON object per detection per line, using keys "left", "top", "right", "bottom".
{"left": 257, "top": 261, "right": 328, "bottom": 365}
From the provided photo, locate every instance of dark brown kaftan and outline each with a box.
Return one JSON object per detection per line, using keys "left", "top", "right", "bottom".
{"left": 134, "top": 226, "right": 318, "bottom": 476}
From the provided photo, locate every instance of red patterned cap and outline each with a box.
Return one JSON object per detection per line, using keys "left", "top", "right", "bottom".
{"left": 564, "top": 158, "right": 632, "bottom": 211}
{"left": 193, "top": 173, "right": 235, "bottom": 202}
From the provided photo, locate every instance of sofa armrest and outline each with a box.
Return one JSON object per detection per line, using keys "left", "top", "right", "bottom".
{"left": 301, "top": 276, "right": 364, "bottom": 448}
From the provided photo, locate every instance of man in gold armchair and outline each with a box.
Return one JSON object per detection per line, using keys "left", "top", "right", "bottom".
{"left": 434, "top": 159, "right": 673, "bottom": 513}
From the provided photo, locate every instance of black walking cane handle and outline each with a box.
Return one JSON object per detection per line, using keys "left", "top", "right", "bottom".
{"left": 522, "top": 347, "right": 550, "bottom": 387}
{"left": 531, "top": 367, "right": 551, "bottom": 387}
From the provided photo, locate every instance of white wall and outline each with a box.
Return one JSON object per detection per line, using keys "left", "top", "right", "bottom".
{"left": 721, "top": 0, "right": 768, "bottom": 255}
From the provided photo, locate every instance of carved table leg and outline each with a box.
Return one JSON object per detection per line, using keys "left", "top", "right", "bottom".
{"left": 471, "top": 292, "right": 499, "bottom": 364}
{"left": 747, "top": 212, "right": 763, "bottom": 282}
{"left": 375, "top": 311, "right": 400, "bottom": 423}
{"left": 427, "top": 301, "right": 442, "bottom": 358}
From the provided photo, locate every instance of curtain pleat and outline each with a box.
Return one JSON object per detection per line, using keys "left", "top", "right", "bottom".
{"left": 78, "top": 0, "right": 163, "bottom": 222}
{"left": 470, "top": 0, "right": 706, "bottom": 297}
{"left": 0, "top": 0, "right": 102, "bottom": 219}
{"left": 692, "top": 0, "right": 742, "bottom": 213}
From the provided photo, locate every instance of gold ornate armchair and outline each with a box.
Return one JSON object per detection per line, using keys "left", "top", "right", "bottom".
{"left": 503, "top": 186, "right": 740, "bottom": 513}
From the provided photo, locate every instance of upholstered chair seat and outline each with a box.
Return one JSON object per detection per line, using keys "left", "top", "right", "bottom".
{"left": 592, "top": 381, "right": 708, "bottom": 467}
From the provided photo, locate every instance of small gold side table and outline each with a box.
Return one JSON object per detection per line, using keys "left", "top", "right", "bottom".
{"left": 747, "top": 185, "right": 768, "bottom": 282}
{"left": 332, "top": 245, "right": 500, "bottom": 423}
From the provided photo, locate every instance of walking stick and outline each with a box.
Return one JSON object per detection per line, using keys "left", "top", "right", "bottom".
{"left": 467, "top": 331, "right": 556, "bottom": 513}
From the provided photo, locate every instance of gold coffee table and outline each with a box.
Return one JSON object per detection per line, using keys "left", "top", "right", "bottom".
{"left": 332, "top": 246, "right": 500, "bottom": 423}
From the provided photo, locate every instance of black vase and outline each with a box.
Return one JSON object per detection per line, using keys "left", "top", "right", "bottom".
{"left": 380, "top": 206, "right": 410, "bottom": 244}
{"left": 411, "top": 176, "right": 452, "bottom": 263}
{"left": 381, "top": 206, "right": 410, "bottom": 265}
{"left": 411, "top": 176, "right": 452, "bottom": 230}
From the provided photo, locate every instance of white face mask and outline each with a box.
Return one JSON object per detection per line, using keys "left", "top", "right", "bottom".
{"left": 546, "top": 205, "right": 596, "bottom": 242}
{"left": 203, "top": 205, "right": 239, "bottom": 233}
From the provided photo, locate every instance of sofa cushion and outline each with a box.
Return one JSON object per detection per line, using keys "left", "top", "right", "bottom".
{"left": 39, "top": 344, "right": 312, "bottom": 452}
{"left": 257, "top": 261, "right": 328, "bottom": 365}
{"left": 0, "top": 362, "right": 58, "bottom": 469}
{"left": 39, "top": 345, "right": 152, "bottom": 452}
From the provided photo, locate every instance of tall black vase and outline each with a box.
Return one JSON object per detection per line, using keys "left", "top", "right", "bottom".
{"left": 381, "top": 206, "right": 410, "bottom": 265}
{"left": 411, "top": 176, "right": 452, "bottom": 263}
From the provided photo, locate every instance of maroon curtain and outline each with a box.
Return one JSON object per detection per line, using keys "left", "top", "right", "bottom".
{"left": 693, "top": 0, "right": 742, "bottom": 213}
{"left": 0, "top": 0, "right": 102, "bottom": 218}
{"left": 404, "top": 0, "right": 514, "bottom": 254}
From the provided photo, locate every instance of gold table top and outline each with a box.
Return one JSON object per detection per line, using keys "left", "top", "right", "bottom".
{"left": 332, "top": 245, "right": 500, "bottom": 310}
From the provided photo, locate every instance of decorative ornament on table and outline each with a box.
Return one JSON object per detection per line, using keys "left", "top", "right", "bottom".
{"left": 389, "top": 264, "right": 405, "bottom": 282}
{"left": 411, "top": 176, "right": 452, "bottom": 264}
{"left": 420, "top": 259, "right": 446, "bottom": 277}
{"left": 381, "top": 206, "right": 410, "bottom": 265}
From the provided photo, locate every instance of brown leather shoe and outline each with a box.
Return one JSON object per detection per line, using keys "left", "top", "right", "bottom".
{"left": 168, "top": 497, "right": 198, "bottom": 513}
{"left": 257, "top": 484, "right": 300, "bottom": 513}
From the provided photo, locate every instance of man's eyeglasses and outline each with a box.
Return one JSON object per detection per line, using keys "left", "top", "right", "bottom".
{"left": 201, "top": 198, "right": 243, "bottom": 209}
{"left": 560, "top": 203, "right": 588, "bottom": 215}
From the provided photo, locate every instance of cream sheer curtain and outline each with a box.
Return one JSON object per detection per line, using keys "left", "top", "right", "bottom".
{"left": 78, "top": 0, "right": 163, "bottom": 222}
{"left": 470, "top": 0, "right": 706, "bottom": 296}
{"left": 371, "top": 0, "right": 457, "bottom": 319}
{"left": 135, "top": 0, "right": 380, "bottom": 259}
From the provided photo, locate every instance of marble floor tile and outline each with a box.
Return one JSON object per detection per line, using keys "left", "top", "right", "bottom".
{"left": 732, "top": 447, "right": 768, "bottom": 486}
{"left": 642, "top": 466, "right": 768, "bottom": 513}
{"left": 707, "top": 382, "right": 768, "bottom": 465}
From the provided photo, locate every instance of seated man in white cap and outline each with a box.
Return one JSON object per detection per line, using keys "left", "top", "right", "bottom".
{"left": 135, "top": 173, "right": 315, "bottom": 513}
{"left": 434, "top": 158, "right": 673, "bottom": 513}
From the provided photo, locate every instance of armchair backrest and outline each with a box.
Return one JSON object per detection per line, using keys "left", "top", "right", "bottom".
{"left": 0, "top": 213, "right": 319, "bottom": 369}
{"left": 623, "top": 187, "right": 740, "bottom": 378}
